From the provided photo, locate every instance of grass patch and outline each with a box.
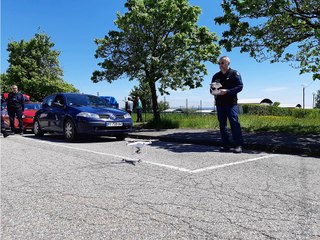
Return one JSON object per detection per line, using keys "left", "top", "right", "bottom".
{"left": 136, "top": 113, "right": 320, "bottom": 135}
{"left": 240, "top": 115, "right": 320, "bottom": 135}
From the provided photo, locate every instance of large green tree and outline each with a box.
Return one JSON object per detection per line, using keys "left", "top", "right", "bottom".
{"left": 92, "top": 0, "right": 220, "bottom": 122}
{"left": 215, "top": 0, "right": 320, "bottom": 80}
{"left": 2, "top": 33, "right": 78, "bottom": 101}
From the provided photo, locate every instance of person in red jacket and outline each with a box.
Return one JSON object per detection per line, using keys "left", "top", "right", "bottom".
{"left": 7, "top": 85, "right": 25, "bottom": 134}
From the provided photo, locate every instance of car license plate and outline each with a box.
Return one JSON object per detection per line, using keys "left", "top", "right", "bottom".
{"left": 106, "top": 122, "right": 123, "bottom": 127}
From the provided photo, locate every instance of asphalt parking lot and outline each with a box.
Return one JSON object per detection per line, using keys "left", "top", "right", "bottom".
{"left": 1, "top": 134, "right": 320, "bottom": 239}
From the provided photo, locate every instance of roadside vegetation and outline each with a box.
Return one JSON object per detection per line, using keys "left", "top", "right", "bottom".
{"left": 137, "top": 109, "right": 320, "bottom": 135}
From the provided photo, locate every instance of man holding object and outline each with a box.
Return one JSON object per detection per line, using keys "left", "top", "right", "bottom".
{"left": 7, "top": 85, "right": 25, "bottom": 135}
{"left": 210, "top": 56, "right": 243, "bottom": 153}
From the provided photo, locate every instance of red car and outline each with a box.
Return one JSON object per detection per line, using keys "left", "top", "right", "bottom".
{"left": 2, "top": 102, "right": 41, "bottom": 133}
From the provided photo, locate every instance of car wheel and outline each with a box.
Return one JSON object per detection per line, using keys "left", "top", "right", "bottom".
{"left": 34, "top": 119, "right": 44, "bottom": 137}
{"left": 116, "top": 134, "right": 127, "bottom": 141}
{"left": 64, "top": 119, "right": 77, "bottom": 142}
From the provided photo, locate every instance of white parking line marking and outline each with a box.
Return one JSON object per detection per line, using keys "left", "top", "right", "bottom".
{"left": 191, "top": 155, "right": 278, "bottom": 173}
{"left": 143, "top": 161, "right": 192, "bottom": 172}
{"left": 22, "top": 137, "right": 140, "bottom": 161}
{"left": 22, "top": 137, "right": 278, "bottom": 173}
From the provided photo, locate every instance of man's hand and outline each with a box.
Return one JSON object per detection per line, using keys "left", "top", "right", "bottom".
{"left": 218, "top": 89, "right": 228, "bottom": 95}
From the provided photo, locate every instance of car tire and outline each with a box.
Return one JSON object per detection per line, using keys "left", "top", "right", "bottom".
{"left": 64, "top": 119, "right": 77, "bottom": 142}
{"left": 34, "top": 119, "right": 44, "bottom": 137}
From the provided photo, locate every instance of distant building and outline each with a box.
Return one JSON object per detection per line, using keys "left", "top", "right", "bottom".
{"left": 195, "top": 109, "right": 216, "bottom": 114}
{"left": 162, "top": 108, "right": 184, "bottom": 113}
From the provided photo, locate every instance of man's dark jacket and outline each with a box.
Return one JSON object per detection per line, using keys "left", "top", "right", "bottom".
{"left": 7, "top": 92, "right": 25, "bottom": 111}
{"left": 211, "top": 68, "right": 243, "bottom": 107}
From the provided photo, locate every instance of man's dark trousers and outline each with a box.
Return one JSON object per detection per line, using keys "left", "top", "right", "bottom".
{"left": 8, "top": 107, "right": 23, "bottom": 132}
{"left": 217, "top": 105, "right": 243, "bottom": 147}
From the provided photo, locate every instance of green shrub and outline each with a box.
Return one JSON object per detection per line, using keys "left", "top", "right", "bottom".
{"left": 241, "top": 104, "right": 320, "bottom": 118}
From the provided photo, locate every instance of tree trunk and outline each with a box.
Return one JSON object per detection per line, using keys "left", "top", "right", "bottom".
{"left": 148, "top": 80, "right": 160, "bottom": 122}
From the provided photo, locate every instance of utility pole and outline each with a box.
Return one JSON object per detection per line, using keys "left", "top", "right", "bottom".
{"left": 186, "top": 98, "right": 188, "bottom": 112}
{"left": 313, "top": 92, "right": 316, "bottom": 108}
{"left": 302, "top": 85, "right": 306, "bottom": 109}
{"left": 301, "top": 81, "right": 314, "bottom": 109}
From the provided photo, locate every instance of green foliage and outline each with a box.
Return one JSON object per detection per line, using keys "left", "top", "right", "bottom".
{"left": 158, "top": 100, "right": 170, "bottom": 112}
{"left": 145, "top": 118, "right": 180, "bottom": 129}
{"left": 241, "top": 104, "right": 320, "bottom": 118}
{"left": 129, "top": 83, "right": 152, "bottom": 112}
{"left": 273, "top": 102, "right": 280, "bottom": 107}
{"left": 3, "top": 33, "right": 78, "bottom": 101}
{"left": 146, "top": 113, "right": 220, "bottom": 129}
{"left": 92, "top": 0, "right": 221, "bottom": 122}
{"left": 215, "top": 0, "right": 320, "bottom": 80}
{"left": 240, "top": 115, "right": 320, "bottom": 135}
{"left": 143, "top": 112, "right": 320, "bottom": 135}
{"left": 0, "top": 73, "right": 10, "bottom": 93}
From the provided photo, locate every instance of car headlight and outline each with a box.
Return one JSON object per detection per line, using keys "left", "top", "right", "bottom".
{"left": 124, "top": 113, "right": 131, "bottom": 119}
{"left": 77, "top": 112, "right": 100, "bottom": 118}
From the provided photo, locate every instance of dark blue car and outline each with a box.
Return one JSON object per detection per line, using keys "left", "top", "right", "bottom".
{"left": 33, "top": 93, "right": 132, "bottom": 142}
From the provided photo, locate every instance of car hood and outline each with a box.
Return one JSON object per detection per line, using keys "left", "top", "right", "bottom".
{"left": 23, "top": 109, "right": 37, "bottom": 116}
{"left": 72, "top": 106, "right": 127, "bottom": 115}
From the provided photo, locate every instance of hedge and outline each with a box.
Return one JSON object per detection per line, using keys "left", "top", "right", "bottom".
{"left": 241, "top": 104, "right": 320, "bottom": 118}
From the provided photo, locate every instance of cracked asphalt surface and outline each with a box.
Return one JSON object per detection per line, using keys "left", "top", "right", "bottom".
{"left": 1, "top": 134, "right": 320, "bottom": 239}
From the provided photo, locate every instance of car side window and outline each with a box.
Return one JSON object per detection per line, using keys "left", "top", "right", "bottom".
{"left": 53, "top": 95, "right": 65, "bottom": 106}
{"left": 42, "top": 95, "right": 55, "bottom": 108}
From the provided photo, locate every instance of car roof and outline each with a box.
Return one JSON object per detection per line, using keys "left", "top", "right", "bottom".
{"left": 46, "top": 93, "right": 98, "bottom": 98}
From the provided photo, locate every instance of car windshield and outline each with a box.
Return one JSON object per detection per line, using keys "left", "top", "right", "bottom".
{"left": 24, "top": 103, "right": 41, "bottom": 110}
{"left": 66, "top": 94, "right": 109, "bottom": 107}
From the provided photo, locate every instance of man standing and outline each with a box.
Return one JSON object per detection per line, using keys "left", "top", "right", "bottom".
{"left": 210, "top": 56, "right": 243, "bottom": 153}
{"left": 7, "top": 85, "right": 25, "bottom": 134}
{"left": 136, "top": 96, "right": 143, "bottom": 122}
{"left": 125, "top": 97, "right": 134, "bottom": 115}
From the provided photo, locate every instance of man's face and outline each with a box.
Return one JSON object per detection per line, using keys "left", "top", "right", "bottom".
{"left": 218, "top": 58, "right": 229, "bottom": 72}
{"left": 12, "top": 86, "right": 18, "bottom": 93}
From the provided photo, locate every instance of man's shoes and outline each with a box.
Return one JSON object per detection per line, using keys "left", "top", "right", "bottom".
{"left": 2, "top": 130, "right": 9, "bottom": 138}
{"left": 19, "top": 132, "right": 24, "bottom": 135}
{"left": 233, "top": 146, "right": 242, "bottom": 153}
{"left": 219, "top": 146, "right": 230, "bottom": 152}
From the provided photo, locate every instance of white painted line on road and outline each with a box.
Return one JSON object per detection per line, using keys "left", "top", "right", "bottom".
{"left": 143, "top": 160, "right": 193, "bottom": 173}
{"left": 21, "top": 137, "right": 278, "bottom": 173}
{"left": 142, "top": 155, "right": 278, "bottom": 173}
{"left": 22, "top": 137, "right": 140, "bottom": 161}
{"left": 191, "top": 155, "right": 278, "bottom": 173}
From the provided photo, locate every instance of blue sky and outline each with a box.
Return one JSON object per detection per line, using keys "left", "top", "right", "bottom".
{"left": 1, "top": 0, "right": 319, "bottom": 108}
